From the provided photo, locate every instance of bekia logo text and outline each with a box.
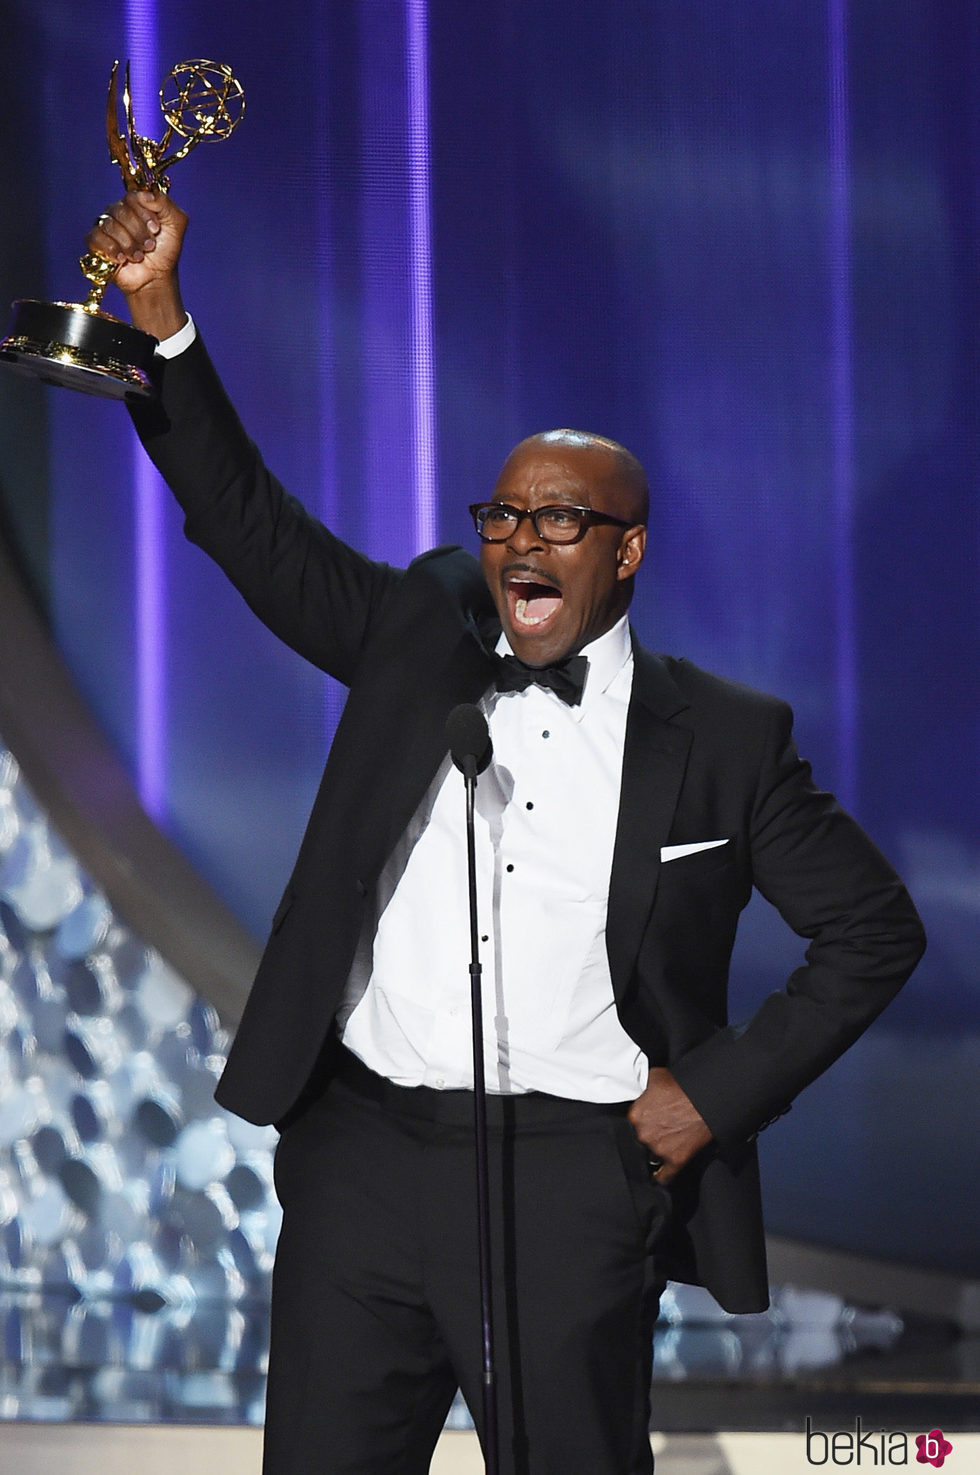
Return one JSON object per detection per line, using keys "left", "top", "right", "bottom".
{"left": 805, "top": 1417, "right": 954, "bottom": 1466}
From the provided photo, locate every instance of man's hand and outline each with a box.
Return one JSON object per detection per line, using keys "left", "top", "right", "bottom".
{"left": 84, "top": 190, "right": 189, "bottom": 340}
{"left": 628, "top": 1067, "right": 713, "bottom": 1185}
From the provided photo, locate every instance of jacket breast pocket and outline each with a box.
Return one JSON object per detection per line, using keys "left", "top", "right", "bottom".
{"left": 651, "top": 838, "right": 746, "bottom": 966}
{"left": 642, "top": 839, "right": 744, "bottom": 1022}
{"left": 658, "top": 838, "right": 736, "bottom": 883}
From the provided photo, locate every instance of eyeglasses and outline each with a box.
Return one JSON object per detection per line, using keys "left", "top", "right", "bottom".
{"left": 469, "top": 502, "right": 634, "bottom": 545}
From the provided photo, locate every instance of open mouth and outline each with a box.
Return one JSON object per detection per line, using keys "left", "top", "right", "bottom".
{"left": 504, "top": 573, "right": 563, "bottom": 629}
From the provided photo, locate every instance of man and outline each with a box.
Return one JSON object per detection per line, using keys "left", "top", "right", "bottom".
{"left": 86, "top": 193, "right": 924, "bottom": 1475}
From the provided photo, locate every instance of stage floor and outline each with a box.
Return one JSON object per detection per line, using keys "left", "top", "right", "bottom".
{"left": 2, "top": 1424, "right": 978, "bottom": 1475}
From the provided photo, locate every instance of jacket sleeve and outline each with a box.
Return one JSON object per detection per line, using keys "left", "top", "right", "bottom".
{"left": 670, "top": 699, "right": 926, "bottom": 1151}
{"left": 129, "top": 333, "right": 402, "bottom": 686}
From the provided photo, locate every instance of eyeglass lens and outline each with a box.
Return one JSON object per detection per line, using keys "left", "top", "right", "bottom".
{"left": 476, "top": 505, "right": 585, "bottom": 542}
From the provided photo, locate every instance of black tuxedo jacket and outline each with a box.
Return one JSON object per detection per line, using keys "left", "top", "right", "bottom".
{"left": 132, "top": 336, "right": 925, "bottom": 1312}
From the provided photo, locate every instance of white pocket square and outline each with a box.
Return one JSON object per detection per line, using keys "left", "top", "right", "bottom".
{"left": 660, "top": 839, "right": 730, "bottom": 863}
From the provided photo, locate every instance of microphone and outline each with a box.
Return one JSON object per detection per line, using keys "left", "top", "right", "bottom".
{"left": 446, "top": 704, "right": 493, "bottom": 780}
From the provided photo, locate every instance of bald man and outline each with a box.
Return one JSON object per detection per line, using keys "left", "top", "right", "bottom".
{"left": 86, "top": 193, "right": 924, "bottom": 1475}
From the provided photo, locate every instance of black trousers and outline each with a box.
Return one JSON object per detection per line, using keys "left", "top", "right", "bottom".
{"left": 266, "top": 1050, "right": 669, "bottom": 1475}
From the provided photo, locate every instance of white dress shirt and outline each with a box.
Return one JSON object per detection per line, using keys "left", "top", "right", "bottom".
{"left": 341, "top": 615, "right": 648, "bottom": 1101}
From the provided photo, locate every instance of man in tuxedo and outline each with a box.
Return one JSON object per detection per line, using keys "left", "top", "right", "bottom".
{"left": 86, "top": 194, "right": 925, "bottom": 1475}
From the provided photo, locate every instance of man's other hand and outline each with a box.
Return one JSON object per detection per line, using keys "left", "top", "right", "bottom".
{"left": 628, "top": 1067, "right": 713, "bottom": 1185}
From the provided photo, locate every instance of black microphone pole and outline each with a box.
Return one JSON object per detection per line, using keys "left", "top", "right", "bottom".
{"left": 446, "top": 703, "right": 499, "bottom": 1475}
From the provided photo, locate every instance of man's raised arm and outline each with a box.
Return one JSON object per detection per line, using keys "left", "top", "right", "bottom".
{"left": 81, "top": 192, "right": 401, "bottom": 687}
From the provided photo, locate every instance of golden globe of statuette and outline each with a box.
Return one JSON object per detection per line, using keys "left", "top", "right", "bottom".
{"left": 161, "top": 61, "right": 245, "bottom": 144}
{"left": 0, "top": 60, "right": 244, "bottom": 401}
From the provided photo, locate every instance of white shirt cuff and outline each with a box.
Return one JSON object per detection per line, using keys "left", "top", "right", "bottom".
{"left": 154, "top": 313, "right": 197, "bottom": 359}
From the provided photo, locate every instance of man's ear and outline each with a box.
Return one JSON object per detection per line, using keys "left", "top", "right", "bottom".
{"left": 617, "top": 525, "right": 646, "bottom": 581}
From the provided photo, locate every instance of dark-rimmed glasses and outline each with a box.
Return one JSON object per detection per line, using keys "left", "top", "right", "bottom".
{"left": 469, "top": 502, "right": 634, "bottom": 545}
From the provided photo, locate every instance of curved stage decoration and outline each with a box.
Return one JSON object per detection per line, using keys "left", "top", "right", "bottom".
{"left": 0, "top": 520, "right": 279, "bottom": 1421}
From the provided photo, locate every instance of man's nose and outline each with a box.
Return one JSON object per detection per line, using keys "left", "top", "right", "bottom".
{"left": 506, "top": 510, "right": 544, "bottom": 552}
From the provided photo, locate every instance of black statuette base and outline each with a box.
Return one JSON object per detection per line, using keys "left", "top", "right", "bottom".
{"left": 0, "top": 298, "right": 160, "bottom": 401}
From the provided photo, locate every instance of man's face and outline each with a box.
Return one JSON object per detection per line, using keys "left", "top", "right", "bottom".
{"left": 478, "top": 440, "right": 646, "bottom": 667}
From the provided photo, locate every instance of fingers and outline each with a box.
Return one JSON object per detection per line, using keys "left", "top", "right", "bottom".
{"left": 86, "top": 192, "right": 164, "bottom": 267}
{"left": 627, "top": 1067, "right": 714, "bottom": 1185}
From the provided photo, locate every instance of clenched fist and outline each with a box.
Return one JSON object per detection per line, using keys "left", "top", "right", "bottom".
{"left": 84, "top": 191, "right": 189, "bottom": 340}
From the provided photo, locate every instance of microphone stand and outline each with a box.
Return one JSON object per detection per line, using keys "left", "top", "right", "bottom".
{"left": 460, "top": 748, "right": 499, "bottom": 1475}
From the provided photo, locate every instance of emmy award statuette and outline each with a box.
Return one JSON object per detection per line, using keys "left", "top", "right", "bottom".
{"left": 0, "top": 59, "right": 244, "bottom": 401}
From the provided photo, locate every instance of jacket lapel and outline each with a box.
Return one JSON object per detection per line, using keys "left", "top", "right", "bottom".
{"left": 606, "top": 642, "right": 692, "bottom": 1001}
{"left": 368, "top": 615, "right": 500, "bottom": 874}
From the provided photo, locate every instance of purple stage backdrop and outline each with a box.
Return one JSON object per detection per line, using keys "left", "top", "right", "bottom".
{"left": 1, "top": 0, "right": 977, "bottom": 1277}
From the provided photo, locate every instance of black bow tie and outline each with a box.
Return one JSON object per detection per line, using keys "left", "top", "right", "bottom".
{"left": 495, "top": 653, "right": 588, "bottom": 706}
